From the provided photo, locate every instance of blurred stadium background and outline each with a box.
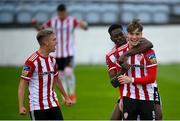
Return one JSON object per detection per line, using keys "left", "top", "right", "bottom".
{"left": 0, "top": 0, "right": 180, "bottom": 120}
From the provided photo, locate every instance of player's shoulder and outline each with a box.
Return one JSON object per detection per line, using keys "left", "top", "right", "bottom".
{"left": 117, "top": 42, "right": 128, "bottom": 51}
{"left": 26, "top": 51, "right": 39, "bottom": 62}
{"left": 144, "top": 48, "right": 155, "bottom": 55}
{"left": 144, "top": 48, "right": 156, "bottom": 60}
{"left": 106, "top": 47, "right": 116, "bottom": 57}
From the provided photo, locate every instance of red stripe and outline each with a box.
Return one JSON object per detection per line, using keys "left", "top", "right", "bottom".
{"left": 66, "top": 19, "right": 70, "bottom": 56}
{"left": 126, "top": 84, "right": 131, "bottom": 97}
{"left": 37, "top": 57, "right": 44, "bottom": 110}
{"left": 45, "top": 58, "right": 53, "bottom": 108}
{"left": 60, "top": 20, "right": 64, "bottom": 57}
{"left": 52, "top": 88, "right": 59, "bottom": 106}
{"left": 140, "top": 56, "right": 149, "bottom": 100}
{"left": 120, "top": 85, "right": 124, "bottom": 97}
{"left": 132, "top": 55, "right": 140, "bottom": 99}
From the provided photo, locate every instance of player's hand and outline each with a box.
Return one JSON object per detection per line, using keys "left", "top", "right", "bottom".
{"left": 64, "top": 97, "right": 73, "bottom": 106}
{"left": 31, "top": 18, "right": 38, "bottom": 24}
{"left": 19, "top": 106, "right": 26, "bottom": 115}
{"left": 118, "top": 74, "right": 132, "bottom": 84}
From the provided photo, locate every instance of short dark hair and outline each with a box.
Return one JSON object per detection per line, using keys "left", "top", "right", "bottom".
{"left": 36, "top": 29, "right": 54, "bottom": 46}
{"left": 127, "top": 18, "right": 143, "bottom": 33}
{"left": 108, "top": 24, "right": 123, "bottom": 35}
{"left": 57, "top": 4, "right": 66, "bottom": 12}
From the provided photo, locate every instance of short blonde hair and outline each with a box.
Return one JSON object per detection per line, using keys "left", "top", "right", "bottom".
{"left": 36, "top": 29, "right": 54, "bottom": 45}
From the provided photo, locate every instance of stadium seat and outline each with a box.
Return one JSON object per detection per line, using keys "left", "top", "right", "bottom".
{"left": 0, "top": 4, "right": 15, "bottom": 23}
{"left": 121, "top": 11, "right": 136, "bottom": 24}
{"left": 101, "top": 4, "right": 119, "bottom": 24}
{"left": 135, "top": 5, "right": 152, "bottom": 23}
{"left": 173, "top": 5, "right": 180, "bottom": 15}
{"left": 137, "top": 12, "right": 152, "bottom": 24}
{"left": 68, "top": 4, "right": 85, "bottom": 20}
{"left": 121, "top": 4, "right": 138, "bottom": 24}
{"left": 84, "top": 4, "right": 102, "bottom": 24}
{"left": 153, "top": 12, "right": 169, "bottom": 24}
{"left": 33, "top": 5, "right": 51, "bottom": 23}
{"left": 151, "top": 5, "right": 170, "bottom": 24}
{"left": 16, "top": 5, "right": 35, "bottom": 24}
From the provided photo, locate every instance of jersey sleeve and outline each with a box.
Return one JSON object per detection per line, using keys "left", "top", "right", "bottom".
{"left": 42, "top": 19, "right": 52, "bottom": 28}
{"left": 106, "top": 54, "right": 117, "bottom": 72}
{"left": 145, "top": 49, "right": 157, "bottom": 68}
{"left": 73, "top": 18, "right": 79, "bottom": 28}
{"left": 20, "top": 60, "right": 35, "bottom": 81}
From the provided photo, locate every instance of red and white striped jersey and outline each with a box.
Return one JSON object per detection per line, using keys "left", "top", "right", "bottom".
{"left": 43, "top": 16, "right": 79, "bottom": 58}
{"left": 106, "top": 43, "right": 129, "bottom": 96}
{"left": 121, "top": 47, "right": 158, "bottom": 101}
{"left": 106, "top": 42, "right": 158, "bottom": 101}
{"left": 21, "top": 51, "right": 59, "bottom": 111}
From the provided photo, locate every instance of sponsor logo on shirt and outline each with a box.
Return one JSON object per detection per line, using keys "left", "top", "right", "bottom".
{"left": 148, "top": 53, "right": 157, "bottom": 64}
{"left": 39, "top": 71, "right": 55, "bottom": 76}
{"left": 21, "top": 65, "right": 31, "bottom": 76}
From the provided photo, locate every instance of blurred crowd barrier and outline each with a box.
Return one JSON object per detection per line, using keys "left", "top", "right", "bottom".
{"left": 1, "top": 0, "right": 180, "bottom": 27}
{"left": 0, "top": 26, "right": 180, "bottom": 66}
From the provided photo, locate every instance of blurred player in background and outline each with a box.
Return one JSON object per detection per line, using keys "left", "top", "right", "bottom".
{"left": 32, "top": 4, "right": 88, "bottom": 104}
{"left": 18, "top": 29, "right": 72, "bottom": 120}
{"left": 106, "top": 23, "right": 162, "bottom": 120}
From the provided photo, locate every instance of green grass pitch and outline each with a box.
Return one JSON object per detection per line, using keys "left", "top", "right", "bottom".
{"left": 0, "top": 64, "right": 180, "bottom": 120}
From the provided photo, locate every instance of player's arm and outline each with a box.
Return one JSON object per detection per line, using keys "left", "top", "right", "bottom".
{"left": 108, "top": 68, "right": 120, "bottom": 88}
{"left": 31, "top": 18, "right": 45, "bottom": 31}
{"left": 118, "top": 65, "right": 157, "bottom": 85}
{"left": 118, "top": 38, "right": 153, "bottom": 65}
{"left": 125, "top": 37, "right": 153, "bottom": 56}
{"left": 18, "top": 79, "right": 27, "bottom": 115}
{"left": 74, "top": 18, "right": 88, "bottom": 30}
{"left": 54, "top": 76, "right": 72, "bottom": 105}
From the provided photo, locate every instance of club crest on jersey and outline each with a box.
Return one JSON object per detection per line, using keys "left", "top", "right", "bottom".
{"left": 21, "top": 65, "right": 31, "bottom": 76}
{"left": 148, "top": 53, "right": 157, "bottom": 64}
{"left": 137, "top": 54, "right": 143, "bottom": 61}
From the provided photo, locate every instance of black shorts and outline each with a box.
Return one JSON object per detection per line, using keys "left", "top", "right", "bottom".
{"left": 123, "top": 97, "right": 155, "bottom": 120}
{"left": 56, "top": 56, "right": 74, "bottom": 71}
{"left": 154, "top": 87, "right": 161, "bottom": 105}
{"left": 29, "top": 106, "right": 63, "bottom": 120}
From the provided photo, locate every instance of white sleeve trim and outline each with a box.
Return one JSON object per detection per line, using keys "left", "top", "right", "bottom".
{"left": 146, "top": 64, "right": 157, "bottom": 68}
{"left": 21, "top": 75, "right": 30, "bottom": 80}
{"left": 108, "top": 67, "right": 116, "bottom": 72}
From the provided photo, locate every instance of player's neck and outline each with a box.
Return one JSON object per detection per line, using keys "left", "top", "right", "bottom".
{"left": 38, "top": 48, "right": 49, "bottom": 58}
